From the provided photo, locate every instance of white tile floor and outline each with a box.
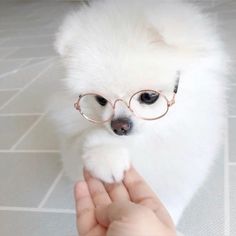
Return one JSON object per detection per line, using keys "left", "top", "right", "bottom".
{"left": 0, "top": 1, "right": 235, "bottom": 236}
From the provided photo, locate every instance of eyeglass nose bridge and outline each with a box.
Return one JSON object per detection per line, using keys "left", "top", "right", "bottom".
{"left": 113, "top": 99, "right": 130, "bottom": 109}
{"left": 112, "top": 98, "right": 133, "bottom": 115}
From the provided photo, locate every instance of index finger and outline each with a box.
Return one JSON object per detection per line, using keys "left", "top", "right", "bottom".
{"left": 84, "top": 169, "right": 112, "bottom": 207}
{"left": 123, "top": 167, "right": 175, "bottom": 229}
{"left": 74, "top": 181, "right": 97, "bottom": 236}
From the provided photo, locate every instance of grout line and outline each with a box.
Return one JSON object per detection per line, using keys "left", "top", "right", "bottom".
{"left": 10, "top": 114, "right": 45, "bottom": 150}
{"left": 16, "top": 57, "right": 54, "bottom": 69}
{"left": 0, "top": 113, "right": 44, "bottom": 116}
{"left": 38, "top": 169, "right": 64, "bottom": 208}
{"left": 0, "top": 58, "right": 53, "bottom": 111}
{"left": 0, "top": 206, "right": 75, "bottom": 214}
{"left": 0, "top": 150, "right": 59, "bottom": 153}
{"left": 17, "top": 58, "right": 32, "bottom": 69}
{"left": 224, "top": 119, "right": 230, "bottom": 236}
{"left": 0, "top": 57, "right": 53, "bottom": 80}
{"left": 4, "top": 56, "right": 57, "bottom": 60}
{"left": 0, "top": 70, "right": 19, "bottom": 79}
{"left": 0, "top": 58, "right": 31, "bottom": 79}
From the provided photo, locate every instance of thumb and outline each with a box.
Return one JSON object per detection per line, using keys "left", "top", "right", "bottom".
{"left": 95, "top": 201, "right": 144, "bottom": 225}
{"left": 96, "top": 201, "right": 144, "bottom": 227}
{"left": 107, "top": 201, "right": 152, "bottom": 222}
{"left": 95, "top": 201, "right": 168, "bottom": 233}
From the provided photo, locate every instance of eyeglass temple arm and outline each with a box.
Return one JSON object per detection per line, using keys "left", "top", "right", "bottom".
{"left": 173, "top": 71, "right": 180, "bottom": 94}
{"left": 169, "top": 71, "right": 180, "bottom": 106}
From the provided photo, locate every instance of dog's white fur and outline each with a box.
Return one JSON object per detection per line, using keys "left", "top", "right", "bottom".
{"left": 52, "top": 0, "right": 228, "bottom": 223}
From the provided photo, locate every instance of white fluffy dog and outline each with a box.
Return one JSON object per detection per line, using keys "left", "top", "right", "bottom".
{"left": 52, "top": 0, "right": 228, "bottom": 223}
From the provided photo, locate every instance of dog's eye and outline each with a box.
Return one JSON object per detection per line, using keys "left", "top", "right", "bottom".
{"left": 95, "top": 95, "right": 108, "bottom": 106}
{"left": 139, "top": 92, "right": 159, "bottom": 105}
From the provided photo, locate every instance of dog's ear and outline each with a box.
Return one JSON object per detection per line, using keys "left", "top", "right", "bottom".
{"left": 54, "top": 12, "right": 80, "bottom": 57}
{"left": 145, "top": 1, "right": 228, "bottom": 71}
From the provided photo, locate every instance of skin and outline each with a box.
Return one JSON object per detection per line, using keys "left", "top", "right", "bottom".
{"left": 74, "top": 167, "right": 177, "bottom": 236}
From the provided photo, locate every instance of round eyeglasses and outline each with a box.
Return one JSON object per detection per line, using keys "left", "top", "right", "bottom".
{"left": 74, "top": 74, "right": 180, "bottom": 124}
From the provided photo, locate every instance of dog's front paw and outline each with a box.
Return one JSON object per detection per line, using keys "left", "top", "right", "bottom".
{"left": 82, "top": 145, "right": 130, "bottom": 183}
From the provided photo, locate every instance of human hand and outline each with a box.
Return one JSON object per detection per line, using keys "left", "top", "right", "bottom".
{"left": 74, "top": 167, "right": 177, "bottom": 236}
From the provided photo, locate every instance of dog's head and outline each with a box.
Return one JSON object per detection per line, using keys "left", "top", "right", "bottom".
{"left": 55, "top": 0, "right": 225, "bottom": 137}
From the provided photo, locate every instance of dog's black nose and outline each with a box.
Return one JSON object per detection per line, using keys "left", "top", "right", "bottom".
{"left": 111, "top": 118, "right": 133, "bottom": 136}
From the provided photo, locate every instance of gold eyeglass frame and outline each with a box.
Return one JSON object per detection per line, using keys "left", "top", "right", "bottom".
{"left": 74, "top": 72, "right": 180, "bottom": 124}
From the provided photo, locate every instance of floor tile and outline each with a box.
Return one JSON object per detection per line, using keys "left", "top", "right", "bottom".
{"left": 1, "top": 35, "right": 54, "bottom": 47}
{"left": 0, "top": 39, "right": 7, "bottom": 46}
{"left": 0, "top": 115, "right": 39, "bottom": 149}
{"left": 5, "top": 46, "right": 56, "bottom": 59}
{"left": 0, "top": 152, "right": 61, "bottom": 207}
{"left": 0, "top": 28, "right": 55, "bottom": 39}
{"left": 0, "top": 211, "right": 76, "bottom": 236}
{"left": 178, "top": 154, "right": 224, "bottom": 236}
{"left": 215, "top": 1, "right": 236, "bottom": 15}
{"left": 0, "top": 61, "right": 64, "bottom": 114}
{"left": 228, "top": 85, "right": 236, "bottom": 116}
{"left": 44, "top": 175, "right": 74, "bottom": 210}
{"left": 0, "top": 59, "right": 29, "bottom": 76}
{"left": 220, "top": 23, "right": 236, "bottom": 59}
{"left": 0, "top": 19, "right": 54, "bottom": 31}
{"left": 22, "top": 58, "right": 47, "bottom": 68}
{"left": 230, "top": 166, "right": 236, "bottom": 235}
{"left": 15, "top": 116, "right": 59, "bottom": 150}
{"left": 0, "top": 60, "right": 50, "bottom": 89}
{"left": 0, "top": 90, "right": 18, "bottom": 107}
{"left": 229, "top": 118, "right": 236, "bottom": 162}
{"left": 0, "top": 48, "right": 17, "bottom": 59}
{"left": 228, "top": 64, "right": 236, "bottom": 84}
{"left": 191, "top": 0, "right": 215, "bottom": 10}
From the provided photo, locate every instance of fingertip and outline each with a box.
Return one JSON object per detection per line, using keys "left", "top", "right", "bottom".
{"left": 104, "top": 182, "right": 130, "bottom": 201}
{"left": 83, "top": 168, "right": 95, "bottom": 181}
{"left": 74, "top": 181, "right": 90, "bottom": 200}
{"left": 123, "top": 166, "right": 142, "bottom": 184}
{"left": 95, "top": 205, "right": 110, "bottom": 227}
